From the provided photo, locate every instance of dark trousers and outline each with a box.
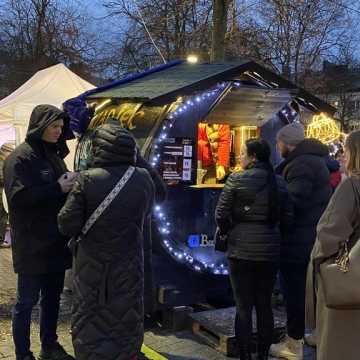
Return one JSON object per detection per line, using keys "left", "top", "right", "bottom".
{"left": 13, "top": 272, "right": 65, "bottom": 359}
{"left": 280, "top": 262, "right": 308, "bottom": 340}
{"left": 229, "top": 259, "right": 278, "bottom": 348}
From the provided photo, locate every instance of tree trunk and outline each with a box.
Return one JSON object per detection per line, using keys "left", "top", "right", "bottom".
{"left": 211, "top": 0, "right": 229, "bottom": 62}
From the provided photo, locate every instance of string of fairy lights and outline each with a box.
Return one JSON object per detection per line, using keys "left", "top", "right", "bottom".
{"left": 150, "top": 80, "right": 305, "bottom": 275}
{"left": 151, "top": 82, "right": 231, "bottom": 275}
{"left": 76, "top": 79, "right": 343, "bottom": 275}
{"left": 149, "top": 81, "right": 344, "bottom": 275}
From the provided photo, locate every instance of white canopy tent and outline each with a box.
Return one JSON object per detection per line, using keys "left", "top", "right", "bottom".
{"left": 0, "top": 63, "right": 95, "bottom": 169}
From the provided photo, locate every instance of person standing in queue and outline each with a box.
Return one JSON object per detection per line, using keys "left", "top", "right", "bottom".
{"left": 270, "top": 123, "right": 331, "bottom": 360}
{"left": 58, "top": 122, "right": 155, "bottom": 360}
{"left": 216, "top": 139, "right": 293, "bottom": 360}
{"left": 306, "top": 130, "right": 360, "bottom": 360}
{"left": 3, "top": 105, "right": 76, "bottom": 360}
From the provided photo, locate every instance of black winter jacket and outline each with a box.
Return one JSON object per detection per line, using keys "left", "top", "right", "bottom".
{"left": 216, "top": 162, "right": 293, "bottom": 262}
{"left": 276, "top": 139, "right": 332, "bottom": 263}
{"left": 58, "top": 124, "right": 155, "bottom": 360}
{"left": 3, "top": 105, "right": 72, "bottom": 275}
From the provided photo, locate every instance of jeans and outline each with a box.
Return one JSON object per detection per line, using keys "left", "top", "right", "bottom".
{"left": 280, "top": 262, "right": 308, "bottom": 340}
{"left": 12, "top": 272, "right": 65, "bottom": 359}
{"left": 229, "top": 259, "right": 278, "bottom": 348}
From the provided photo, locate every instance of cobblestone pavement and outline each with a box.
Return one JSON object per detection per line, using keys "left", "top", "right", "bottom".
{"left": 1, "top": 248, "right": 315, "bottom": 360}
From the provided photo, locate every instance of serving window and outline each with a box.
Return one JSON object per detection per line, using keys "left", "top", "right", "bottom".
{"left": 195, "top": 122, "right": 258, "bottom": 186}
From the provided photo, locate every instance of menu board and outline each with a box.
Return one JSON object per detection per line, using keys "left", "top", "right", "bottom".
{"left": 160, "top": 138, "right": 194, "bottom": 184}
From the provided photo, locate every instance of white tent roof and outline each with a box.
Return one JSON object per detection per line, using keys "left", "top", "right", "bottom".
{"left": 0, "top": 63, "right": 95, "bottom": 125}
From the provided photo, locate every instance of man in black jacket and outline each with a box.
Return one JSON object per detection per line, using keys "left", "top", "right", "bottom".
{"left": 270, "top": 123, "right": 332, "bottom": 360}
{"left": 4, "top": 105, "right": 75, "bottom": 360}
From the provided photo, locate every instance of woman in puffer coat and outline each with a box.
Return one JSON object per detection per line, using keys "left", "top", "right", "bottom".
{"left": 215, "top": 139, "right": 293, "bottom": 360}
{"left": 58, "top": 122, "right": 155, "bottom": 360}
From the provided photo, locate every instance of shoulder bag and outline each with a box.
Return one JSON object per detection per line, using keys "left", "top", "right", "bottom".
{"left": 67, "top": 166, "right": 135, "bottom": 257}
{"left": 319, "top": 178, "right": 360, "bottom": 310}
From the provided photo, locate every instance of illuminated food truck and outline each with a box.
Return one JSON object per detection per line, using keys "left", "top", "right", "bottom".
{"left": 65, "top": 59, "right": 337, "bottom": 306}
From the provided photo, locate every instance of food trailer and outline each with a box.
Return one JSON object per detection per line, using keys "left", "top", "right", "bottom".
{"left": 65, "top": 59, "right": 336, "bottom": 306}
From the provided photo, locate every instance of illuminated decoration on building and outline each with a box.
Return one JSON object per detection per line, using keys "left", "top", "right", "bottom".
{"left": 150, "top": 82, "right": 236, "bottom": 275}
{"left": 279, "top": 102, "right": 300, "bottom": 124}
{"left": 239, "top": 126, "right": 258, "bottom": 147}
{"left": 306, "top": 113, "right": 341, "bottom": 144}
{"left": 150, "top": 82, "right": 302, "bottom": 275}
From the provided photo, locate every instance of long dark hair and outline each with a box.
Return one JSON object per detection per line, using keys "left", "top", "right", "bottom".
{"left": 245, "top": 139, "right": 280, "bottom": 225}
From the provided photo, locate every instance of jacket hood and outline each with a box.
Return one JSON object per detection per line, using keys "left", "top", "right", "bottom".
{"left": 292, "top": 139, "right": 329, "bottom": 158}
{"left": 26, "top": 104, "right": 71, "bottom": 141}
{"left": 91, "top": 119, "right": 137, "bottom": 167}
{"left": 277, "top": 139, "right": 329, "bottom": 173}
{"left": 25, "top": 104, "right": 72, "bottom": 159}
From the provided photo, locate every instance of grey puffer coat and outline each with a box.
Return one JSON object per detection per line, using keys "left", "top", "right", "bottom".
{"left": 58, "top": 124, "right": 155, "bottom": 360}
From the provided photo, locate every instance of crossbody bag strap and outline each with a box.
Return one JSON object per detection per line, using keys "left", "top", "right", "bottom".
{"left": 81, "top": 166, "right": 135, "bottom": 237}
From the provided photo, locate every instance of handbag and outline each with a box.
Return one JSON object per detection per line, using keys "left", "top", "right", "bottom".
{"left": 67, "top": 166, "right": 135, "bottom": 257}
{"left": 214, "top": 227, "right": 228, "bottom": 252}
{"left": 319, "top": 179, "right": 360, "bottom": 310}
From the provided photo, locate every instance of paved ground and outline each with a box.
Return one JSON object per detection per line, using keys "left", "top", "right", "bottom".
{"left": 0, "top": 247, "right": 315, "bottom": 359}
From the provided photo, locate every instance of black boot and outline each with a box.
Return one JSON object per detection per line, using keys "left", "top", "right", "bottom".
{"left": 38, "top": 342, "right": 74, "bottom": 360}
{"left": 239, "top": 345, "right": 252, "bottom": 360}
{"left": 257, "top": 343, "right": 270, "bottom": 360}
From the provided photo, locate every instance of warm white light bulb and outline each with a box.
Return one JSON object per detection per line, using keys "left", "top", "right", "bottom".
{"left": 187, "top": 55, "right": 198, "bottom": 64}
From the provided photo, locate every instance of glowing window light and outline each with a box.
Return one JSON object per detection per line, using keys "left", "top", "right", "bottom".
{"left": 306, "top": 113, "right": 341, "bottom": 144}
{"left": 240, "top": 126, "right": 258, "bottom": 148}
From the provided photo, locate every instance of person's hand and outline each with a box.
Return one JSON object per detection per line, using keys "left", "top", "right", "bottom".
{"left": 66, "top": 172, "right": 78, "bottom": 182}
{"left": 58, "top": 172, "right": 77, "bottom": 193}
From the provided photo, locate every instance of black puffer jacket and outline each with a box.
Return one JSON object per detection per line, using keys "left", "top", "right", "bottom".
{"left": 276, "top": 139, "right": 332, "bottom": 263}
{"left": 216, "top": 162, "right": 293, "bottom": 262}
{"left": 58, "top": 124, "right": 155, "bottom": 360}
{"left": 4, "top": 104, "right": 72, "bottom": 275}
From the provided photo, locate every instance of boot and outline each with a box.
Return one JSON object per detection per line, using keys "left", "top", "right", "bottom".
{"left": 18, "top": 355, "right": 36, "bottom": 360}
{"left": 38, "top": 342, "right": 74, "bottom": 360}
{"left": 269, "top": 335, "right": 303, "bottom": 360}
{"left": 239, "top": 345, "right": 252, "bottom": 360}
{"left": 257, "top": 343, "right": 270, "bottom": 360}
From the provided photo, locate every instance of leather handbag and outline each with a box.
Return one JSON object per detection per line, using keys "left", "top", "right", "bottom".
{"left": 319, "top": 179, "right": 360, "bottom": 310}
{"left": 68, "top": 166, "right": 135, "bottom": 257}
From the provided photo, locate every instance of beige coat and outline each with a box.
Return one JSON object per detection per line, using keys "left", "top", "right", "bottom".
{"left": 306, "top": 177, "right": 360, "bottom": 360}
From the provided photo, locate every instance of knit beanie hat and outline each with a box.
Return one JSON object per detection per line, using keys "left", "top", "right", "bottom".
{"left": 276, "top": 123, "right": 305, "bottom": 146}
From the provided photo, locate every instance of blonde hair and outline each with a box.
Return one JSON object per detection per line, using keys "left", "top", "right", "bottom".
{"left": 345, "top": 130, "right": 360, "bottom": 177}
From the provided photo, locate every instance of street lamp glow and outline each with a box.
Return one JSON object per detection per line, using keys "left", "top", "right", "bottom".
{"left": 187, "top": 55, "right": 198, "bottom": 64}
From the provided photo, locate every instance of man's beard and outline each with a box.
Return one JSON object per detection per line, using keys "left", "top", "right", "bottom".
{"left": 281, "top": 148, "right": 290, "bottom": 159}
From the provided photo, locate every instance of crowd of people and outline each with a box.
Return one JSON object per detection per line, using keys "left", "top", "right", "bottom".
{"left": 216, "top": 123, "right": 360, "bottom": 360}
{"left": 2, "top": 103, "right": 359, "bottom": 360}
